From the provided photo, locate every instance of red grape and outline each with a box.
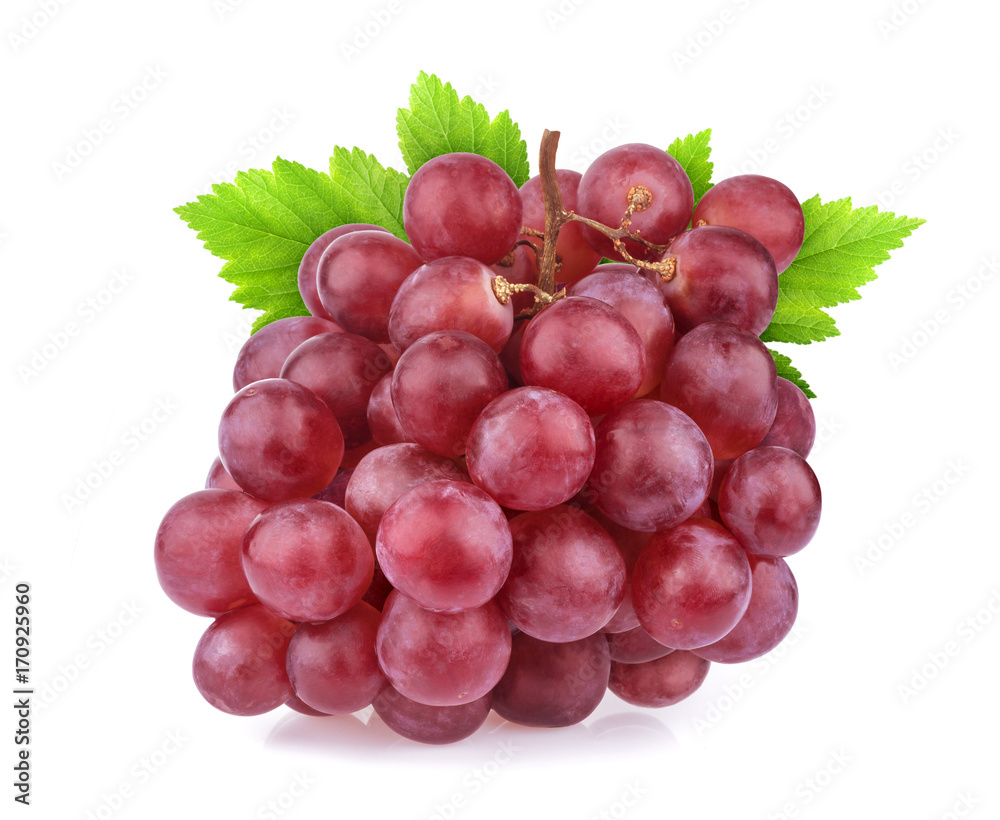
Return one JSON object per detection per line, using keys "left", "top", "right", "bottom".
{"left": 569, "top": 267, "right": 675, "bottom": 396}
{"left": 658, "top": 225, "right": 778, "bottom": 335}
{"left": 154, "top": 489, "right": 267, "bottom": 617}
{"left": 498, "top": 320, "right": 527, "bottom": 385}
{"left": 492, "top": 246, "right": 540, "bottom": 315}
{"left": 376, "top": 480, "right": 512, "bottom": 613}
{"left": 498, "top": 506, "right": 626, "bottom": 642}
{"left": 632, "top": 519, "right": 752, "bottom": 650}
{"left": 585, "top": 400, "right": 712, "bottom": 532}
{"left": 580, "top": 504, "right": 651, "bottom": 634}
{"left": 373, "top": 686, "right": 492, "bottom": 745}
{"left": 312, "top": 468, "right": 353, "bottom": 507}
{"left": 466, "top": 386, "right": 595, "bottom": 511}
{"left": 367, "top": 374, "right": 411, "bottom": 446}
{"left": 520, "top": 296, "right": 645, "bottom": 415}
{"left": 219, "top": 379, "right": 344, "bottom": 502}
{"left": 577, "top": 143, "right": 694, "bottom": 262}
{"left": 693, "top": 174, "right": 805, "bottom": 273}
{"left": 388, "top": 256, "right": 513, "bottom": 353}
{"left": 285, "top": 602, "right": 385, "bottom": 714}
{"left": 340, "top": 439, "right": 380, "bottom": 470}
{"left": 719, "top": 446, "right": 821, "bottom": 557}
{"left": 316, "top": 230, "right": 423, "bottom": 342}
{"left": 608, "top": 650, "right": 710, "bottom": 708}
{"left": 297, "top": 224, "right": 389, "bottom": 320}
{"left": 403, "top": 152, "right": 522, "bottom": 265}
{"left": 661, "top": 321, "right": 778, "bottom": 459}
{"left": 709, "top": 458, "right": 734, "bottom": 502}
{"left": 280, "top": 331, "right": 393, "bottom": 448}
{"left": 241, "top": 498, "right": 373, "bottom": 623}
{"left": 391, "top": 330, "right": 507, "bottom": 457}
{"left": 192, "top": 605, "right": 294, "bottom": 716}
{"left": 693, "top": 555, "right": 798, "bottom": 663}
{"left": 205, "top": 456, "right": 241, "bottom": 491}
{"left": 375, "top": 591, "right": 511, "bottom": 707}
{"left": 232, "top": 316, "right": 341, "bottom": 391}
{"left": 519, "top": 169, "right": 601, "bottom": 284}
{"left": 362, "top": 561, "right": 394, "bottom": 611}
{"left": 492, "top": 632, "right": 610, "bottom": 727}
{"left": 285, "top": 695, "right": 330, "bottom": 716}
{"left": 606, "top": 626, "right": 675, "bottom": 664}
{"left": 759, "top": 377, "right": 816, "bottom": 457}
{"left": 345, "top": 442, "right": 469, "bottom": 541}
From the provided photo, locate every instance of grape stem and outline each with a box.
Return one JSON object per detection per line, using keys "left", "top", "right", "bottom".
{"left": 492, "top": 274, "right": 563, "bottom": 314}
{"left": 535, "top": 130, "right": 678, "bottom": 290}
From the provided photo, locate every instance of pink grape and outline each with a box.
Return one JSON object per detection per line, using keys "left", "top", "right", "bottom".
{"left": 312, "top": 468, "right": 353, "bottom": 507}
{"left": 388, "top": 256, "right": 513, "bottom": 353}
{"left": 693, "top": 555, "right": 798, "bottom": 663}
{"left": 367, "top": 374, "right": 410, "bottom": 446}
{"left": 232, "top": 316, "right": 341, "bottom": 391}
{"left": 719, "top": 446, "right": 821, "bottom": 557}
{"left": 492, "top": 632, "right": 610, "bottom": 727}
{"left": 345, "top": 443, "right": 469, "bottom": 541}
{"left": 241, "top": 498, "right": 373, "bottom": 623}
{"left": 285, "top": 602, "right": 386, "bottom": 714}
{"left": 403, "top": 152, "right": 522, "bottom": 265}
{"left": 577, "top": 143, "right": 694, "bottom": 262}
{"left": 192, "top": 605, "right": 294, "bottom": 716}
{"left": 205, "top": 456, "right": 241, "bottom": 491}
{"left": 376, "top": 480, "right": 512, "bottom": 613}
{"left": 391, "top": 330, "right": 507, "bottom": 457}
{"left": 632, "top": 519, "right": 752, "bottom": 650}
{"left": 375, "top": 591, "right": 511, "bottom": 707}
{"left": 373, "top": 686, "right": 492, "bottom": 745}
{"left": 498, "top": 505, "right": 626, "bottom": 642}
{"left": 569, "top": 267, "right": 676, "bottom": 396}
{"left": 608, "top": 650, "right": 710, "bottom": 708}
{"left": 658, "top": 225, "right": 779, "bottom": 335}
{"left": 693, "top": 174, "right": 805, "bottom": 273}
{"left": 219, "top": 379, "right": 344, "bottom": 502}
{"left": 280, "top": 331, "right": 393, "bottom": 448}
{"left": 154, "top": 489, "right": 267, "bottom": 617}
{"left": 519, "top": 169, "right": 602, "bottom": 284}
{"left": 466, "top": 387, "right": 595, "bottom": 511}
{"left": 297, "top": 224, "right": 388, "bottom": 320}
{"left": 759, "top": 377, "right": 816, "bottom": 457}
{"left": 585, "top": 400, "right": 712, "bottom": 532}
{"left": 316, "top": 231, "right": 423, "bottom": 342}
{"left": 606, "top": 626, "right": 675, "bottom": 664}
{"left": 520, "top": 296, "right": 645, "bottom": 415}
{"left": 661, "top": 321, "right": 778, "bottom": 459}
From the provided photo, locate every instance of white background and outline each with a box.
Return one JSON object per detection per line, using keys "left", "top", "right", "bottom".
{"left": 2, "top": 0, "right": 997, "bottom": 818}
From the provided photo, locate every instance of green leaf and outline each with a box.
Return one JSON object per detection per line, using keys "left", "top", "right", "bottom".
{"left": 761, "top": 196, "right": 925, "bottom": 345}
{"left": 329, "top": 147, "right": 409, "bottom": 241}
{"left": 175, "top": 153, "right": 408, "bottom": 331}
{"left": 396, "top": 71, "right": 530, "bottom": 186}
{"left": 768, "top": 349, "right": 815, "bottom": 399}
{"left": 666, "top": 129, "right": 714, "bottom": 204}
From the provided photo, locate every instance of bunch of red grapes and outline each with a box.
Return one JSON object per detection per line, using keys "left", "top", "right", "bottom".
{"left": 155, "top": 141, "right": 821, "bottom": 744}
